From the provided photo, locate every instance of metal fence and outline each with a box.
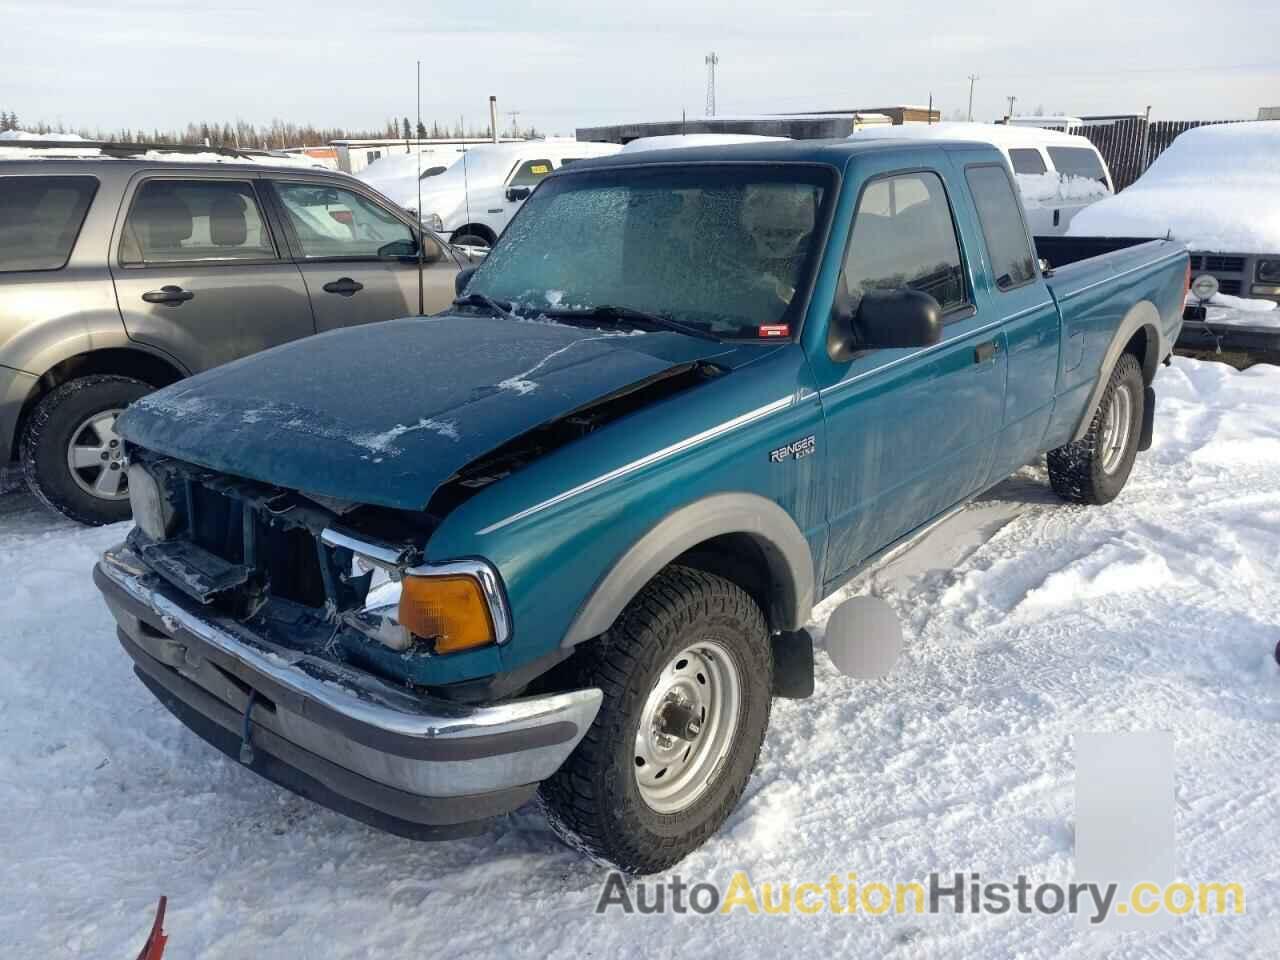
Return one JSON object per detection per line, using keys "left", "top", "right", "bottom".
{"left": 1049, "top": 118, "right": 1247, "bottom": 191}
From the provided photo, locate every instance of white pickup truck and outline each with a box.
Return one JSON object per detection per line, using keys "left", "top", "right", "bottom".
{"left": 358, "top": 141, "right": 621, "bottom": 249}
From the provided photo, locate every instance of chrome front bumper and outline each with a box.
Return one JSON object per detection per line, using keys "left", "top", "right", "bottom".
{"left": 95, "top": 543, "right": 601, "bottom": 837}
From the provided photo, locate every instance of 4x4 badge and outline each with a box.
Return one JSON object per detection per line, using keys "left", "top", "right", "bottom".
{"left": 770, "top": 436, "right": 816, "bottom": 463}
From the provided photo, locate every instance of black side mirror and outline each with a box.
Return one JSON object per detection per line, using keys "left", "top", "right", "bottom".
{"left": 454, "top": 267, "right": 477, "bottom": 297}
{"left": 505, "top": 186, "right": 532, "bottom": 202}
{"left": 828, "top": 288, "right": 942, "bottom": 361}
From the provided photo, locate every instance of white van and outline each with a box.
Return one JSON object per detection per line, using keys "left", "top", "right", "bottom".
{"left": 848, "top": 122, "right": 1114, "bottom": 236}
{"left": 358, "top": 140, "right": 621, "bottom": 248}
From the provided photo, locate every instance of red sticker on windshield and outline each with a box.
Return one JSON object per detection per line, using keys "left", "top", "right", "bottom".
{"left": 759, "top": 325, "right": 790, "bottom": 338}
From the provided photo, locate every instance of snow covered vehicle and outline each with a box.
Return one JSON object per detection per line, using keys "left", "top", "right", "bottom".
{"left": 1067, "top": 122, "right": 1280, "bottom": 355}
{"left": 95, "top": 139, "right": 1189, "bottom": 873}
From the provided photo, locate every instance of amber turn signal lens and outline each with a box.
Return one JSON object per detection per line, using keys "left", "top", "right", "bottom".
{"left": 398, "top": 574, "right": 495, "bottom": 653}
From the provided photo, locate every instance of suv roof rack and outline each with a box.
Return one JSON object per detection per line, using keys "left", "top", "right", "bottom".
{"left": 0, "top": 139, "right": 289, "bottom": 161}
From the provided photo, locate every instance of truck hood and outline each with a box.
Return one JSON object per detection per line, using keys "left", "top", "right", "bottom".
{"left": 118, "top": 314, "right": 744, "bottom": 511}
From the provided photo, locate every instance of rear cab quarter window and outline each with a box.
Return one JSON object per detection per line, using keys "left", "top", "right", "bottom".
{"left": 964, "top": 164, "right": 1038, "bottom": 292}
{"left": 1007, "top": 148, "right": 1048, "bottom": 175}
{"left": 0, "top": 175, "right": 99, "bottom": 273}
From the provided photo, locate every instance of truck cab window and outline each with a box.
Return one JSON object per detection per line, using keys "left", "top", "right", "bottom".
{"left": 965, "top": 165, "right": 1037, "bottom": 291}
{"left": 1046, "top": 147, "right": 1108, "bottom": 185}
{"left": 1008, "top": 148, "right": 1047, "bottom": 175}
{"left": 509, "top": 159, "right": 554, "bottom": 188}
{"left": 842, "top": 172, "right": 967, "bottom": 314}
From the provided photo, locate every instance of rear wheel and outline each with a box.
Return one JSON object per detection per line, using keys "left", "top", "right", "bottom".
{"left": 539, "top": 566, "right": 772, "bottom": 874}
{"left": 1047, "top": 353, "right": 1144, "bottom": 505}
{"left": 20, "top": 375, "right": 152, "bottom": 525}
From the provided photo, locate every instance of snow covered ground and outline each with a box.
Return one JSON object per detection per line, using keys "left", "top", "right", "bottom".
{"left": 1, "top": 356, "right": 1277, "bottom": 958}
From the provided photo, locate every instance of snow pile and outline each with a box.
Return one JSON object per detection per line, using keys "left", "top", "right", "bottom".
{"left": 1, "top": 356, "right": 1278, "bottom": 955}
{"left": 848, "top": 120, "right": 1094, "bottom": 150}
{"left": 1014, "top": 172, "right": 1110, "bottom": 205}
{"left": 1068, "top": 121, "right": 1280, "bottom": 253}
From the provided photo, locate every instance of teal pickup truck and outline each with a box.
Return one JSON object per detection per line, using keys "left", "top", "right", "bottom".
{"left": 94, "top": 140, "right": 1188, "bottom": 873}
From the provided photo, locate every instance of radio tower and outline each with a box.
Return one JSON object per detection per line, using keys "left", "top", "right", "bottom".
{"left": 704, "top": 52, "right": 719, "bottom": 117}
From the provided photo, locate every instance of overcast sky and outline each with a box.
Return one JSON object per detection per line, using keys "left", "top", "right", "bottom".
{"left": 3, "top": 0, "right": 1277, "bottom": 137}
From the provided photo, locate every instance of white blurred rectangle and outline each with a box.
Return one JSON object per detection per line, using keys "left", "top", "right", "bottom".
{"left": 1075, "top": 731, "right": 1174, "bottom": 932}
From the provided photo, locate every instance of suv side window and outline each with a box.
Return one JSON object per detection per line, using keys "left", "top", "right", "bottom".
{"left": 272, "top": 182, "right": 422, "bottom": 259}
{"left": 120, "top": 179, "right": 275, "bottom": 265}
{"left": 1008, "top": 148, "right": 1047, "bottom": 175}
{"left": 842, "top": 171, "right": 968, "bottom": 315}
{"left": 965, "top": 165, "right": 1037, "bottom": 291}
{"left": 509, "top": 159, "right": 553, "bottom": 188}
{"left": 0, "top": 175, "right": 98, "bottom": 273}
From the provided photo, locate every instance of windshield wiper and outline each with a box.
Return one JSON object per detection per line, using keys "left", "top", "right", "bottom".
{"left": 453, "top": 291, "right": 516, "bottom": 319}
{"left": 542, "top": 304, "right": 719, "bottom": 342}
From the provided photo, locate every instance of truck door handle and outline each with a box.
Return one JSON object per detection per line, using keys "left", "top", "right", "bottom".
{"left": 322, "top": 277, "right": 364, "bottom": 296}
{"left": 141, "top": 285, "right": 194, "bottom": 305}
{"left": 974, "top": 339, "right": 999, "bottom": 364}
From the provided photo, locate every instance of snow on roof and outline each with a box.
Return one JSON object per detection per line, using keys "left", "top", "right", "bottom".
{"left": 848, "top": 121, "right": 1096, "bottom": 150}
{"left": 0, "top": 130, "right": 86, "bottom": 141}
{"left": 1067, "top": 121, "right": 1280, "bottom": 253}
{"left": 620, "top": 134, "right": 790, "bottom": 152}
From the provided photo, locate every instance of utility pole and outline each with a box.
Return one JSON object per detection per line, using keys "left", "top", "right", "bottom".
{"left": 1005, "top": 95, "right": 1017, "bottom": 121}
{"left": 967, "top": 74, "right": 979, "bottom": 121}
{"left": 705, "top": 52, "right": 719, "bottom": 117}
{"left": 508, "top": 111, "right": 520, "bottom": 138}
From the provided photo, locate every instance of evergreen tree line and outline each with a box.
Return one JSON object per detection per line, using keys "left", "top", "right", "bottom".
{"left": 0, "top": 110, "right": 540, "bottom": 147}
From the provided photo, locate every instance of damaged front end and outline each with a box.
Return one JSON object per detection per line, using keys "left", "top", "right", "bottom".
{"left": 120, "top": 451, "right": 511, "bottom": 688}
{"left": 96, "top": 452, "right": 601, "bottom": 837}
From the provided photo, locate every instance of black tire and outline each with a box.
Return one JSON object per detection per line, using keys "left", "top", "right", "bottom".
{"left": 450, "top": 231, "right": 491, "bottom": 250}
{"left": 20, "top": 374, "right": 152, "bottom": 525}
{"left": 1047, "top": 352, "right": 1144, "bottom": 506}
{"left": 539, "top": 566, "right": 773, "bottom": 874}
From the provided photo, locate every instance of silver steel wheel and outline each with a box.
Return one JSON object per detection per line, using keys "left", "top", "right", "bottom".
{"left": 1098, "top": 382, "right": 1133, "bottom": 475}
{"left": 633, "top": 639, "right": 742, "bottom": 814}
{"left": 66, "top": 408, "right": 129, "bottom": 500}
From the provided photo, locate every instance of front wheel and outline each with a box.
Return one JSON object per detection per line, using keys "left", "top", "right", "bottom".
{"left": 1047, "top": 353, "right": 1144, "bottom": 505}
{"left": 539, "top": 566, "right": 773, "bottom": 874}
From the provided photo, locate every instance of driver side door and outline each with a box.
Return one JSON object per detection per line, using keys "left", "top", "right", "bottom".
{"left": 265, "top": 179, "right": 456, "bottom": 331}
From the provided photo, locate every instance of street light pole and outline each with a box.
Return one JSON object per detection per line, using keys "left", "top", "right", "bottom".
{"left": 967, "top": 74, "right": 979, "bottom": 121}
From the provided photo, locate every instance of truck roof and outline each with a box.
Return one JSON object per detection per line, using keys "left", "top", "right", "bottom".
{"left": 558, "top": 136, "right": 1000, "bottom": 173}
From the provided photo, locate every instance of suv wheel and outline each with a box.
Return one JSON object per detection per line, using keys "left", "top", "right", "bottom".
{"left": 20, "top": 375, "right": 152, "bottom": 525}
{"left": 539, "top": 566, "right": 773, "bottom": 873}
{"left": 1047, "top": 353, "right": 1144, "bottom": 505}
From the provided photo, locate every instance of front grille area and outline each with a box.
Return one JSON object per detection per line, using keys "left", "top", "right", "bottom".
{"left": 1204, "top": 255, "right": 1245, "bottom": 273}
{"left": 1218, "top": 278, "right": 1242, "bottom": 296}
{"left": 174, "top": 474, "right": 327, "bottom": 610}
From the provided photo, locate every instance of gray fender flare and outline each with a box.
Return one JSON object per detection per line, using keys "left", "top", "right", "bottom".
{"left": 1070, "top": 300, "right": 1165, "bottom": 443}
{"left": 561, "top": 492, "right": 815, "bottom": 647}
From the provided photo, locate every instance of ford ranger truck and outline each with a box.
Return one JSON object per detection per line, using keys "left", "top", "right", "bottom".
{"left": 94, "top": 140, "right": 1189, "bottom": 873}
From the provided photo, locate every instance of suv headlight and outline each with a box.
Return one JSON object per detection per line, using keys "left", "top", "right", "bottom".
{"left": 1256, "top": 259, "right": 1280, "bottom": 284}
{"left": 421, "top": 212, "right": 444, "bottom": 232}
